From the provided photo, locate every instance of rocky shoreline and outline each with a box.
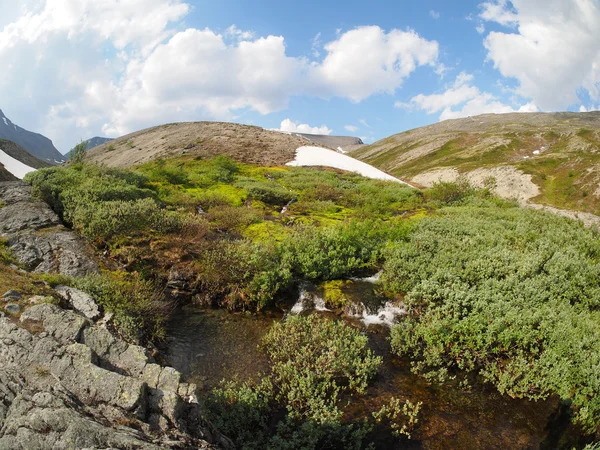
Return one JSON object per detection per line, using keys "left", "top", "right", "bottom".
{"left": 0, "top": 181, "right": 231, "bottom": 449}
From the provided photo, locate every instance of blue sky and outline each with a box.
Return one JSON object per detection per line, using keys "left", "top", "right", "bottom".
{"left": 0, "top": 0, "right": 599, "bottom": 151}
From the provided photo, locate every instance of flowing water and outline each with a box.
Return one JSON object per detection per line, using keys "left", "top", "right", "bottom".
{"left": 165, "top": 277, "right": 588, "bottom": 449}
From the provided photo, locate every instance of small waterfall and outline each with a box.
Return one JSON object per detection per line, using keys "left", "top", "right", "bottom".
{"left": 357, "top": 301, "right": 407, "bottom": 327}
{"left": 290, "top": 282, "right": 329, "bottom": 314}
{"left": 351, "top": 271, "right": 383, "bottom": 284}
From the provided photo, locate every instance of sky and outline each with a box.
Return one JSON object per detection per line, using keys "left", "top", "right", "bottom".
{"left": 0, "top": 0, "right": 599, "bottom": 153}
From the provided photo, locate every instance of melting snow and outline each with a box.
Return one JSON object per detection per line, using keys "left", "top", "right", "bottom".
{"left": 0, "top": 149, "right": 36, "bottom": 179}
{"left": 287, "top": 146, "right": 407, "bottom": 184}
{"left": 533, "top": 150, "right": 540, "bottom": 155}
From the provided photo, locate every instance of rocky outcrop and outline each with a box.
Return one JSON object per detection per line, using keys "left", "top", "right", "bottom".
{"left": 0, "top": 179, "right": 231, "bottom": 448}
{"left": 0, "top": 302, "right": 229, "bottom": 449}
{"left": 0, "top": 181, "right": 98, "bottom": 276}
{"left": 54, "top": 285, "right": 101, "bottom": 320}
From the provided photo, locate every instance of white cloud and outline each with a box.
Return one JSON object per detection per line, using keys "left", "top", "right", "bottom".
{"left": 429, "top": 10, "right": 440, "bottom": 19}
{"left": 224, "top": 25, "right": 255, "bottom": 42}
{"left": 480, "top": 0, "right": 600, "bottom": 110}
{"left": 277, "top": 119, "right": 332, "bottom": 135}
{"left": 476, "top": 24, "right": 485, "bottom": 34}
{"left": 0, "top": 2, "right": 441, "bottom": 150}
{"left": 345, "top": 125, "right": 359, "bottom": 132}
{"left": 400, "top": 72, "right": 538, "bottom": 121}
{"left": 313, "top": 26, "right": 440, "bottom": 101}
{"left": 359, "top": 119, "right": 371, "bottom": 128}
{"left": 311, "top": 32, "right": 322, "bottom": 58}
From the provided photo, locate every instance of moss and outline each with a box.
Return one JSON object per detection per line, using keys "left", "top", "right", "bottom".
{"left": 243, "top": 221, "right": 290, "bottom": 243}
{"left": 321, "top": 279, "right": 352, "bottom": 308}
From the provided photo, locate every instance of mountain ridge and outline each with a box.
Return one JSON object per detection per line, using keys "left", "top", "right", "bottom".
{"left": 0, "top": 109, "right": 64, "bottom": 163}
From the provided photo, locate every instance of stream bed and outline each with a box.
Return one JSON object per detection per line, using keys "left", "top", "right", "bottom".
{"left": 165, "top": 279, "right": 586, "bottom": 449}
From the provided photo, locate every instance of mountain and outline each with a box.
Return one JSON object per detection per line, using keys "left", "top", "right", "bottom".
{"left": 0, "top": 138, "right": 52, "bottom": 180}
{"left": 0, "top": 109, "right": 64, "bottom": 163}
{"left": 65, "top": 136, "right": 114, "bottom": 159}
{"left": 351, "top": 112, "right": 600, "bottom": 215}
{"left": 85, "top": 121, "right": 325, "bottom": 168}
{"left": 292, "top": 133, "right": 364, "bottom": 153}
{"left": 0, "top": 139, "right": 53, "bottom": 169}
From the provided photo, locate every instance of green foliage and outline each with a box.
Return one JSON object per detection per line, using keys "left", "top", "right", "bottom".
{"left": 0, "top": 201, "right": 6, "bottom": 208}
{"left": 383, "top": 206, "right": 600, "bottom": 431}
{"left": 264, "top": 314, "right": 382, "bottom": 422}
{"left": 71, "top": 272, "right": 169, "bottom": 343}
{"left": 70, "top": 140, "right": 87, "bottom": 164}
{"left": 281, "top": 220, "right": 412, "bottom": 280}
{"left": 206, "top": 314, "right": 381, "bottom": 449}
{"left": 372, "top": 397, "right": 422, "bottom": 439}
{"left": 239, "top": 180, "right": 296, "bottom": 206}
{"left": 0, "top": 237, "right": 16, "bottom": 265}
{"left": 425, "top": 176, "right": 477, "bottom": 205}
{"left": 197, "top": 240, "right": 292, "bottom": 310}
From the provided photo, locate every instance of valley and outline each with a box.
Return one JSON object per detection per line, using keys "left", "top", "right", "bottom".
{"left": 1, "top": 113, "right": 600, "bottom": 449}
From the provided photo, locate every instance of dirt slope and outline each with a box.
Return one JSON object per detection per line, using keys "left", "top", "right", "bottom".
{"left": 351, "top": 112, "right": 600, "bottom": 215}
{"left": 86, "top": 122, "right": 326, "bottom": 168}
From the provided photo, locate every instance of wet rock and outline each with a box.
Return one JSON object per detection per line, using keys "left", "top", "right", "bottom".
{"left": 55, "top": 285, "right": 101, "bottom": 320}
{"left": 4, "top": 304, "right": 21, "bottom": 315}
{"left": 2, "top": 290, "right": 22, "bottom": 301}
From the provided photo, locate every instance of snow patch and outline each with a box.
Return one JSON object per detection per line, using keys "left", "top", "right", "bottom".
{"left": 0, "top": 149, "right": 36, "bottom": 179}
{"left": 2, "top": 118, "right": 7, "bottom": 126}
{"left": 287, "top": 146, "right": 407, "bottom": 184}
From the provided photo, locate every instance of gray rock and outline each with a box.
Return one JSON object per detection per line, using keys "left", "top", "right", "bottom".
{"left": 21, "top": 303, "right": 88, "bottom": 345}
{"left": 2, "top": 290, "right": 22, "bottom": 301}
{"left": 0, "top": 181, "right": 32, "bottom": 205}
{"left": 55, "top": 285, "right": 101, "bottom": 320}
{"left": 8, "top": 231, "right": 99, "bottom": 277}
{"left": 0, "top": 200, "right": 60, "bottom": 234}
{"left": 4, "top": 304, "right": 21, "bottom": 315}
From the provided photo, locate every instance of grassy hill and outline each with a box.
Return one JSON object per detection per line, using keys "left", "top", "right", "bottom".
{"left": 85, "top": 121, "right": 324, "bottom": 168}
{"left": 351, "top": 112, "right": 600, "bottom": 214}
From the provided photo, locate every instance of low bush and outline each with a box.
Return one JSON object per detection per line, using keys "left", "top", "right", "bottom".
{"left": 206, "top": 314, "right": 383, "bottom": 449}
{"left": 383, "top": 206, "right": 600, "bottom": 432}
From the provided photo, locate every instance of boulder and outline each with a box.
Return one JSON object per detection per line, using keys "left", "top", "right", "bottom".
{"left": 4, "top": 304, "right": 21, "bottom": 315}
{"left": 2, "top": 290, "right": 22, "bottom": 301}
{"left": 55, "top": 285, "right": 101, "bottom": 320}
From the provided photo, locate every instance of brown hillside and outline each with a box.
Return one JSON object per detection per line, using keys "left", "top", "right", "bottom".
{"left": 86, "top": 122, "right": 326, "bottom": 168}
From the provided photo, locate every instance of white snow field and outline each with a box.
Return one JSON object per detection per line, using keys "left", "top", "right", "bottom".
{"left": 287, "top": 146, "right": 408, "bottom": 184}
{"left": 0, "top": 149, "right": 36, "bottom": 179}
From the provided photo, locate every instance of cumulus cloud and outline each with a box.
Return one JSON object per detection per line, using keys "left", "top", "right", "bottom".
{"left": 277, "top": 119, "right": 332, "bottom": 135}
{"left": 399, "top": 72, "right": 538, "bottom": 121}
{"left": 479, "top": 0, "right": 600, "bottom": 110}
{"left": 313, "top": 26, "right": 440, "bottom": 101}
{"left": 0, "top": 1, "right": 441, "bottom": 149}
{"left": 345, "top": 125, "right": 359, "bottom": 132}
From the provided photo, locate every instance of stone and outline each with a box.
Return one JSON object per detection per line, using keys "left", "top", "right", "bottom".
{"left": 0, "top": 201, "right": 60, "bottom": 234}
{"left": 2, "top": 290, "right": 22, "bottom": 301}
{"left": 21, "top": 303, "right": 88, "bottom": 345}
{"left": 4, "top": 304, "right": 21, "bottom": 315}
{"left": 55, "top": 285, "right": 101, "bottom": 320}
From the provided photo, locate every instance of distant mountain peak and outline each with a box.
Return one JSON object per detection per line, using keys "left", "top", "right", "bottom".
{"left": 0, "top": 109, "right": 64, "bottom": 163}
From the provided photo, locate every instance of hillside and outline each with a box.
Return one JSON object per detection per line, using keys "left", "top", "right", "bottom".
{"left": 0, "top": 109, "right": 64, "bottom": 163}
{"left": 351, "top": 112, "right": 600, "bottom": 215}
{"left": 0, "top": 139, "right": 52, "bottom": 169}
{"left": 293, "top": 133, "right": 364, "bottom": 152}
{"left": 86, "top": 121, "right": 324, "bottom": 168}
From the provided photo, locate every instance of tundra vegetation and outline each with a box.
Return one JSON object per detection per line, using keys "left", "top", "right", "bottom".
{"left": 21, "top": 154, "right": 600, "bottom": 445}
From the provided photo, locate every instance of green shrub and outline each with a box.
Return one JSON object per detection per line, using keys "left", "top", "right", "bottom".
{"left": 240, "top": 181, "right": 296, "bottom": 206}
{"left": 206, "top": 206, "right": 262, "bottom": 232}
{"left": 426, "top": 177, "right": 475, "bottom": 205}
{"left": 72, "top": 272, "right": 170, "bottom": 343}
{"left": 383, "top": 206, "right": 600, "bottom": 431}
{"left": 206, "top": 314, "right": 382, "bottom": 449}
{"left": 70, "top": 140, "right": 87, "bottom": 164}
